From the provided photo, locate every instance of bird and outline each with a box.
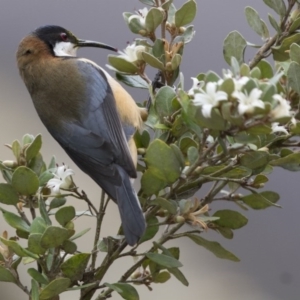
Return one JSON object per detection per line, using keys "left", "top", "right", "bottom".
{"left": 16, "top": 25, "right": 147, "bottom": 246}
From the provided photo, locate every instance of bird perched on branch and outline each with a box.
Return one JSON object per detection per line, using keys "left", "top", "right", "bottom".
{"left": 16, "top": 25, "right": 146, "bottom": 246}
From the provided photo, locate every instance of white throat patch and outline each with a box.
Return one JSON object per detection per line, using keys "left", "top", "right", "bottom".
{"left": 53, "top": 41, "right": 77, "bottom": 57}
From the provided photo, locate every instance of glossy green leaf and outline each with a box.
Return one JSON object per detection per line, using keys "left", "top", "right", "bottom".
{"left": 108, "top": 56, "right": 138, "bottom": 74}
{"left": 287, "top": 61, "right": 300, "bottom": 94}
{"left": 223, "top": 31, "right": 247, "bottom": 65}
{"left": 145, "top": 7, "right": 164, "bottom": 32}
{"left": 11, "top": 166, "right": 39, "bottom": 196}
{"left": 263, "top": 0, "right": 286, "bottom": 18}
{"left": 242, "top": 191, "right": 280, "bottom": 209}
{"left": 28, "top": 268, "right": 48, "bottom": 284}
{"left": 0, "top": 208, "right": 30, "bottom": 232}
{"left": 61, "top": 253, "right": 90, "bottom": 281}
{"left": 0, "top": 266, "right": 16, "bottom": 283}
{"left": 116, "top": 73, "right": 148, "bottom": 89}
{"left": 175, "top": 0, "right": 197, "bottom": 27}
{"left": 0, "top": 183, "right": 19, "bottom": 205}
{"left": 105, "top": 282, "right": 139, "bottom": 300}
{"left": 245, "top": 7, "right": 268, "bottom": 38}
{"left": 139, "top": 216, "right": 159, "bottom": 243}
{"left": 39, "top": 278, "right": 71, "bottom": 299}
{"left": 55, "top": 206, "right": 75, "bottom": 227}
{"left": 142, "top": 52, "right": 165, "bottom": 70}
{"left": 40, "top": 226, "right": 71, "bottom": 249}
{"left": 213, "top": 210, "right": 248, "bottom": 229}
{"left": 146, "top": 253, "right": 182, "bottom": 268}
{"left": 25, "top": 134, "right": 42, "bottom": 162}
{"left": 187, "top": 234, "right": 239, "bottom": 261}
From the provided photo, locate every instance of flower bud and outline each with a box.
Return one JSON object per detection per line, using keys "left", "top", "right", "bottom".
{"left": 2, "top": 160, "right": 17, "bottom": 168}
{"left": 174, "top": 216, "right": 185, "bottom": 223}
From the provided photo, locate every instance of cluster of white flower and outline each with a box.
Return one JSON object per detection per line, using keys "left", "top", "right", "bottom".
{"left": 46, "top": 165, "right": 74, "bottom": 195}
{"left": 190, "top": 72, "right": 292, "bottom": 134}
{"left": 118, "top": 43, "right": 146, "bottom": 63}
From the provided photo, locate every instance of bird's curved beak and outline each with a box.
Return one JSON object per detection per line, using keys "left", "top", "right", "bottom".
{"left": 77, "top": 39, "right": 118, "bottom": 52}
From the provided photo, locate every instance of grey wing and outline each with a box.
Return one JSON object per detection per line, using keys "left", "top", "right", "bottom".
{"left": 50, "top": 59, "right": 137, "bottom": 190}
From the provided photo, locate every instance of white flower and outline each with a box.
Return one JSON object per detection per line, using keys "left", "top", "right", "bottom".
{"left": 188, "top": 77, "right": 204, "bottom": 96}
{"left": 119, "top": 43, "right": 146, "bottom": 63}
{"left": 270, "top": 94, "right": 291, "bottom": 119}
{"left": 218, "top": 70, "right": 249, "bottom": 91}
{"left": 232, "top": 88, "right": 265, "bottom": 115}
{"left": 46, "top": 165, "right": 74, "bottom": 195}
{"left": 128, "top": 7, "right": 148, "bottom": 27}
{"left": 271, "top": 122, "right": 289, "bottom": 135}
{"left": 193, "top": 82, "right": 228, "bottom": 118}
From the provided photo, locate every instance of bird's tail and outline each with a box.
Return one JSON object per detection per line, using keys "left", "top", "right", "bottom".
{"left": 114, "top": 165, "right": 146, "bottom": 246}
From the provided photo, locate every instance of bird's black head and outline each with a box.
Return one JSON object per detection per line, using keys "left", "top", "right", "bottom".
{"left": 32, "top": 25, "right": 118, "bottom": 57}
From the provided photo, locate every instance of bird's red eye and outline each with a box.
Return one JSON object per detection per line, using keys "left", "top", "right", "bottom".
{"left": 60, "top": 33, "right": 68, "bottom": 41}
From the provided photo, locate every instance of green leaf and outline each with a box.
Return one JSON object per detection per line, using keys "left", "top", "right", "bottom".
{"left": 151, "top": 197, "right": 177, "bottom": 214}
{"left": 270, "top": 152, "right": 300, "bottom": 171}
{"left": 49, "top": 197, "right": 67, "bottom": 210}
{"left": 28, "top": 268, "right": 48, "bottom": 284}
{"left": 116, "top": 73, "right": 148, "bottom": 89}
{"left": 179, "top": 137, "right": 197, "bottom": 155}
{"left": 134, "top": 130, "right": 150, "bottom": 149}
{"left": 153, "top": 271, "right": 171, "bottom": 283}
{"left": 28, "top": 233, "right": 47, "bottom": 255}
{"left": 62, "top": 240, "right": 77, "bottom": 254}
{"left": 187, "top": 146, "right": 199, "bottom": 165}
{"left": 268, "top": 13, "right": 280, "bottom": 32}
{"left": 105, "top": 282, "right": 139, "bottom": 300}
{"left": 142, "top": 52, "right": 165, "bottom": 70}
{"left": 139, "top": 0, "right": 155, "bottom": 6}
{"left": 61, "top": 253, "right": 90, "bottom": 282}
{"left": 31, "top": 279, "right": 39, "bottom": 300}
{"left": 290, "top": 43, "right": 300, "bottom": 64}
{"left": 0, "top": 183, "right": 19, "bottom": 205}
{"left": 39, "top": 170, "right": 54, "bottom": 186}
{"left": 145, "top": 7, "right": 164, "bottom": 32}
{"left": 0, "top": 265, "right": 16, "bottom": 283}
{"left": 213, "top": 210, "right": 248, "bottom": 229}
{"left": 240, "top": 151, "right": 269, "bottom": 172}
{"left": 187, "top": 234, "right": 239, "bottom": 261}
{"left": 245, "top": 7, "right": 268, "bottom": 38}
{"left": 55, "top": 206, "right": 75, "bottom": 227}
{"left": 108, "top": 56, "right": 138, "bottom": 74}
{"left": 0, "top": 208, "right": 30, "bottom": 232}
{"left": 253, "top": 174, "right": 269, "bottom": 186}
{"left": 144, "top": 139, "right": 182, "bottom": 183}
{"left": 175, "top": 0, "right": 197, "bottom": 27}
{"left": 39, "top": 278, "right": 71, "bottom": 299}
{"left": 28, "top": 153, "right": 45, "bottom": 176}
{"left": 141, "top": 169, "right": 167, "bottom": 195}
{"left": 287, "top": 61, "right": 300, "bottom": 94}
{"left": 30, "top": 217, "right": 47, "bottom": 234}
{"left": 289, "top": 17, "right": 300, "bottom": 33}
{"left": 11, "top": 166, "right": 39, "bottom": 196}
{"left": 126, "top": 15, "right": 145, "bottom": 34}
{"left": 25, "top": 134, "right": 42, "bottom": 162}
{"left": 168, "top": 266, "right": 189, "bottom": 286}
{"left": 263, "top": 0, "right": 286, "bottom": 18}
{"left": 70, "top": 228, "right": 91, "bottom": 241}
{"left": 155, "top": 86, "right": 177, "bottom": 118}
{"left": 217, "top": 227, "right": 234, "bottom": 239}
{"left": 242, "top": 191, "right": 280, "bottom": 209}
{"left": 139, "top": 216, "right": 159, "bottom": 243}
{"left": 181, "top": 25, "right": 195, "bottom": 43}
{"left": 257, "top": 60, "right": 274, "bottom": 79}
{"left": 146, "top": 253, "right": 182, "bottom": 268}
{"left": 223, "top": 31, "right": 247, "bottom": 65}
{"left": 272, "top": 33, "right": 300, "bottom": 61}
{"left": 12, "top": 140, "right": 21, "bottom": 161}
{"left": 0, "top": 237, "right": 38, "bottom": 259}
{"left": 40, "top": 226, "right": 71, "bottom": 249}
{"left": 39, "top": 198, "right": 51, "bottom": 226}
{"left": 171, "top": 54, "right": 181, "bottom": 70}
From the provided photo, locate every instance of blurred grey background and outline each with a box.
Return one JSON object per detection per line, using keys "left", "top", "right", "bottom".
{"left": 0, "top": 0, "right": 299, "bottom": 299}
